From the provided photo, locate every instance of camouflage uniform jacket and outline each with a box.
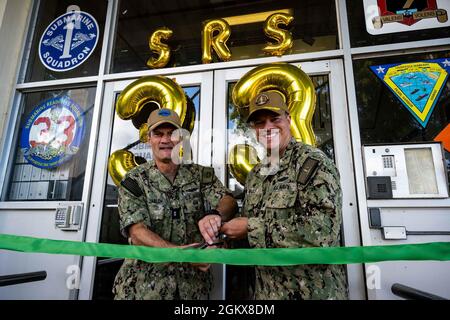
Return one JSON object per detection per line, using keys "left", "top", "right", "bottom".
{"left": 113, "top": 160, "right": 231, "bottom": 300}
{"left": 242, "top": 138, "right": 348, "bottom": 300}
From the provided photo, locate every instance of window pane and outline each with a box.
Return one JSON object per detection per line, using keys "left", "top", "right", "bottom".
{"left": 25, "top": 0, "right": 107, "bottom": 82}
{"left": 354, "top": 51, "right": 450, "bottom": 190}
{"left": 112, "top": 0, "right": 338, "bottom": 73}
{"left": 4, "top": 87, "right": 96, "bottom": 201}
{"left": 346, "top": 0, "right": 450, "bottom": 48}
{"left": 226, "top": 74, "right": 334, "bottom": 197}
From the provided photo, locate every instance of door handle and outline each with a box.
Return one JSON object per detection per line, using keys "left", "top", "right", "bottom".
{"left": 370, "top": 208, "right": 450, "bottom": 240}
{"left": 0, "top": 271, "right": 47, "bottom": 287}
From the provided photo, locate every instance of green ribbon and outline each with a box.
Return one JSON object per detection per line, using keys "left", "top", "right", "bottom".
{"left": 1, "top": 234, "right": 450, "bottom": 266}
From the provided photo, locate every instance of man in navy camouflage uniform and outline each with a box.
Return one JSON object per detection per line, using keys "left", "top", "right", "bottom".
{"left": 113, "top": 108, "right": 237, "bottom": 300}
{"left": 221, "top": 92, "right": 348, "bottom": 300}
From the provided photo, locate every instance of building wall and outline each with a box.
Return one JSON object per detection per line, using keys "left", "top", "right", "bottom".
{"left": 0, "top": 0, "right": 32, "bottom": 146}
{"left": 0, "top": 0, "right": 7, "bottom": 27}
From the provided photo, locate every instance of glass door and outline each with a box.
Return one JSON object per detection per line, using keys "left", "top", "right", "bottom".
{"left": 79, "top": 71, "right": 217, "bottom": 300}
{"left": 212, "top": 60, "right": 365, "bottom": 300}
{"left": 0, "top": 85, "right": 100, "bottom": 300}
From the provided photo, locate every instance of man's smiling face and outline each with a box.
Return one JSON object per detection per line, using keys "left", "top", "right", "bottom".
{"left": 249, "top": 110, "right": 292, "bottom": 152}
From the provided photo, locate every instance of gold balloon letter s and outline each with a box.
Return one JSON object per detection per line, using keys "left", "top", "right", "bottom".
{"left": 202, "top": 18, "right": 232, "bottom": 64}
{"left": 263, "top": 13, "right": 294, "bottom": 56}
{"left": 147, "top": 27, "right": 173, "bottom": 69}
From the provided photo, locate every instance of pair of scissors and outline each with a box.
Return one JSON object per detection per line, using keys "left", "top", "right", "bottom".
{"left": 190, "top": 234, "right": 228, "bottom": 249}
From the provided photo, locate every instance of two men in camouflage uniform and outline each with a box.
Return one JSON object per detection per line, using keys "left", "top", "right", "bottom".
{"left": 221, "top": 92, "right": 348, "bottom": 299}
{"left": 113, "top": 108, "right": 237, "bottom": 300}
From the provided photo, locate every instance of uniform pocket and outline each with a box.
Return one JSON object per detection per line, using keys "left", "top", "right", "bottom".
{"left": 147, "top": 202, "right": 166, "bottom": 220}
{"left": 266, "top": 197, "right": 299, "bottom": 247}
{"left": 246, "top": 192, "right": 263, "bottom": 207}
{"left": 146, "top": 202, "right": 167, "bottom": 236}
{"left": 266, "top": 183, "right": 298, "bottom": 209}
{"left": 266, "top": 182, "right": 298, "bottom": 238}
{"left": 183, "top": 191, "right": 204, "bottom": 214}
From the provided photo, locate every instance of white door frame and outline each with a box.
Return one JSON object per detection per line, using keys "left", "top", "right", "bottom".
{"left": 78, "top": 71, "right": 216, "bottom": 300}
{"left": 212, "top": 59, "right": 366, "bottom": 300}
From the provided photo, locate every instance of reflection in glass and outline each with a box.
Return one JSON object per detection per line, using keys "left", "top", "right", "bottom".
{"left": 4, "top": 87, "right": 96, "bottom": 201}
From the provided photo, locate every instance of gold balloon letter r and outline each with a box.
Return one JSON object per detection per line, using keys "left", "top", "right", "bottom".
{"left": 202, "top": 18, "right": 232, "bottom": 64}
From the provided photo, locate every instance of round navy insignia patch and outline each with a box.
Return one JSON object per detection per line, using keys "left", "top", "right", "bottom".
{"left": 158, "top": 109, "right": 171, "bottom": 117}
{"left": 256, "top": 93, "right": 269, "bottom": 106}
{"left": 20, "top": 96, "right": 86, "bottom": 169}
{"left": 39, "top": 11, "right": 99, "bottom": 72}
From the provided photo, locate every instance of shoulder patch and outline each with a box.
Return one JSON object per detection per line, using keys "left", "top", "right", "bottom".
{"left": 121, "top": 177, "right": 143, "bottom": 197}
{"left": 298, "top": 157, "right": 320, "bottom": 185}
{"left": 201, "top": 167, "right": 215, "bottom": 184}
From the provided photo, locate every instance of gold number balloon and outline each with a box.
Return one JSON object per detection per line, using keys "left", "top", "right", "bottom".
{"left": 228, "top": 144, "right": 260, "bottom": 185}
{"left": 108, "top": 150, "right": 146, "bottom": 187}
{"left": 233, "top": 62, "right": 316, "bottom": 145}
{"left": 229, "top": 62, "right": 316, "bottom": 185}
{"left": 116, "top": 75, "right": 187, "bottom": 129}
{"left": 147, "top": 27, "right": 173, "bottom": 69}
{"left": 109, "top": 75, "right": 190, "bottom": 186}
{"left": 263, "top": 13, "right": 294, "bottom": 56}
{"left": 202, "top": 18, "right": 232, "bottom": 64}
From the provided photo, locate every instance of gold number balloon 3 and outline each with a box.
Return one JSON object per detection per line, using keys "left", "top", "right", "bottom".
{"left": 229, "top": 62, "right": 316, "bottom": 185}
{"left": 233, "top": 62, "right": 316, "bottom": 145}
{"left": 263, "top": 12, "right": 294, "bottom": 57}
{"left": 202, "top": 18, "right": 232, "bottom": 64}
{"left": 147, "top": 27, "right": 173, "bottom": 69}
{"left": 109, "top": 75, "right": 190, "bottom": 186}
